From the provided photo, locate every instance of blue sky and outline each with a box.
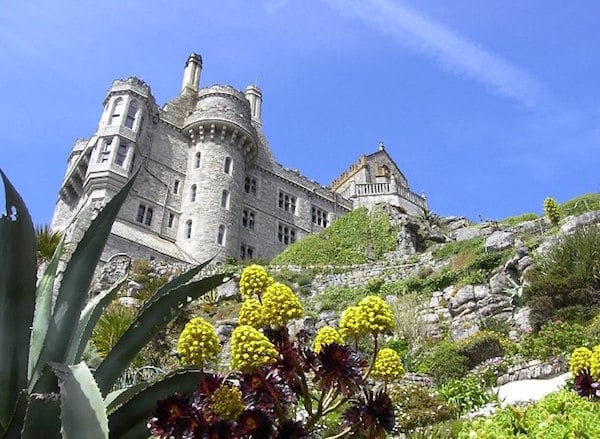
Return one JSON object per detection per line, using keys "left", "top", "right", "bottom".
{"left": 1, "top": 0, "right": 598, "bottom": 225}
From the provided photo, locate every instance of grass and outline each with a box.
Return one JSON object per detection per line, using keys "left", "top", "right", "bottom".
{"left": 271, "top": 207, "right": 397, "bottom": 266}
{"left": 561, "top": 193, "right": 600, "bottom": 216}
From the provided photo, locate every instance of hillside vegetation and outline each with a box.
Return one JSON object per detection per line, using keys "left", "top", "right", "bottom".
{"left": 271, "top": 206, "right": 397, "bottom": 265}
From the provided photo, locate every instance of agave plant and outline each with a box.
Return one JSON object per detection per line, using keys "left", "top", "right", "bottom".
{"left": 0, "top": 169, "right": 231, "bottom": 438}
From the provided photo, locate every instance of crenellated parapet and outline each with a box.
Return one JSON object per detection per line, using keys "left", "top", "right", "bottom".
{"left": 182, "top": 85, "right": 259, "bottom": 165}
{"left": 331, "top": 155, "right": 368, "bottom": 190}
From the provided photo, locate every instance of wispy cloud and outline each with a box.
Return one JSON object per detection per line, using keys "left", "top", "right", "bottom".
{"left": 323, "top": 0, "right": 546, "bottom": 108}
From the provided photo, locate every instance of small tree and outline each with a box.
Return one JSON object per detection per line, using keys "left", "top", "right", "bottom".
{"left": 544, "top": 197, "right": 562, "bottom": 227}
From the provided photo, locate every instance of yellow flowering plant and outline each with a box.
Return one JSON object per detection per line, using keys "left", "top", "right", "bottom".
{"left": 177, "top": 317, "right": 221, "bottom": 367}
{"left": 152, "top": 266, "right": 402, "bottom": 439}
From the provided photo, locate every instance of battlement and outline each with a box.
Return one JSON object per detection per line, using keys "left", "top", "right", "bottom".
{"left": 331, "top": 155, "right": 368, "bottom": 190}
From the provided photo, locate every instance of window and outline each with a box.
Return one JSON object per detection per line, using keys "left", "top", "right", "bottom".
{"left": 224, "top": 157, "right": 232, "bottom": 174}
{"left": 190, "top": 185, "right": 197, "bottom": 202}
{"left": 168, "top": 212, "right": 175, "bottom": 228}
{"left": 173, "top": 179, "right": 180, "bottom": 194}
{"left": 194, "top": 152, "right": 201, "bottom": 168}
{"left": 136, "top": 204, "right": 153, "bottom": 226}
{"left": 99, "top": 138, "right": 112, "bottom": 163}
{"left": 217, "top": 225, "right": 226, "bottom": 245}
{"left": 110, "top": 98, "right": 124, "bottom": 125}
{"left": 312, "top": 207, "right": 329, "bottom": 227}
{"left": 240, "top": 244, "right": 255, "bottom": 260}
{"left": 278, "top": 224, "right": 297, "bottom": 245}
{"left": 221, "top": 190, "right": 229, "bottom": 209}
{"left": 278, "top": 190, "right": 297, "bottom": 213}
{"left": 114, "top": 143, "right": 128, "bottom": 167}
{"left": 144, "top": 207, "right": 153, "bottom": 226}
{"left": 244, "top": 176, "right": 257, "bottom": 195}
{"left": 241, "top": 209, "right": 255, "bottom": 230}
{"left": 185, "top": 220, "right": 192, "bottom": 239}
{"left": 124, "top": 101, "right": 138, "bottom": 129}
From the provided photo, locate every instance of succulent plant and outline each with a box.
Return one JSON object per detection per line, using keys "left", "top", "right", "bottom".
{"left": 0, "top": 169, "right": 230, "bottom": 438}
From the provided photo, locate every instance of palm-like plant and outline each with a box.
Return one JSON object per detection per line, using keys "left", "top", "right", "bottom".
{"left": 35, "top": 224, "right": 64, "bottom": 264}
{"left": 0, "top": 169, "right": 231, "bottom": 438}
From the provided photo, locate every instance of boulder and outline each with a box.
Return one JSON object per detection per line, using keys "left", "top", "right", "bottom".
{"left": 484, "top": 231, "right": 515, "bottom": 253}
{"left": 560, "top": 211, "right": 600, "bottom": 234}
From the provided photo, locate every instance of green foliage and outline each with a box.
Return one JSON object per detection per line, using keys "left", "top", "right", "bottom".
{"left": 415, "top": 340, "right": 469, "bottom": 384}
{"left": 499, "top": 212, "right": 539, "bottom": 226}
{"left": 0, "top": 170, "right": 230, "bottom": 438}
{"left": 457, "top": 331, "right": 506, "bottom": 369}
{"left": 523, "top": 224, "right": 600, "bottom": 329}
{"left": 312, "top": 285, "right": 375, "bottom": 313}
{"left": 387, "top": 383, "right": 457, "bottom": 433}
{"left": 458, "top": 389, "right": 600, "bottom": 438}
{"left": 91, "top": 303, "right": 136, "bottom": 360}
{"left": 519, "top": 320, "right": 592, "bottom": 360}
{"left": 561, "top": 192, "right": 600, "bottom": 216}
{"left": 544, "top": 196, "right": 562, "bottom": 227}
{"left": 271, "top": 207, "right": 397, "bottom": 265}
{"left": 35, "top": 224, "right": 64, "bottom": 264}
{"left": 438, "top": 375, "right": 494, "bottom": 416}
{"left": 432, "top": 237, "right": 484, "bottom": 263}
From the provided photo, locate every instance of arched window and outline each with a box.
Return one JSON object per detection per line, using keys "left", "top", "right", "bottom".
{"left": 114, "top": 142, "right": 128, "bottom": 167}
{"left": 144, "top": 207, "right": 153, "bottom": 226}
{"left": 110, "top": 98, "right": 124, "bottom": 125}
{"left": 224, "top": 157, "right": 232, "bottom": 174}
{"left": 217, "top": 225, "right": 226, "bottom": 245}
{"left": 124, "top": 100, "right": 138, "bottom": 129}
{"left": 221, "top": 189, "right": 229, "bottom": 209}
{"left": 194, "top": 152, "right": 201, "bottom": 168}
{"left": 190, "top": 184, "right": 197, "bottom": 202}
{"left": 185, "top": 220, "right": 192, "bottom": 239}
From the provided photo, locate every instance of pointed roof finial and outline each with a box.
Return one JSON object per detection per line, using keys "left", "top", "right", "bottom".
{"left": 379, "top": 140, "right": 385, "bottom": 150}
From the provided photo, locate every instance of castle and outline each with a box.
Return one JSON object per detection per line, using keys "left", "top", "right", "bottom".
{"left": 51, "top": 54, "right": 427, "bottom": 265}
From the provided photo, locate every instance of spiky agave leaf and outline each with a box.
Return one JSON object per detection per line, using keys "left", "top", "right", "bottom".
{"left": 0, "top": 170, "right": 37, "bottom": 431}
{"left": 108, "top": 370, "right": 203, "bottom": 439}
{"left": 30, "top": 170, "right": 139, "bottom": 393}
{"left": 94, "top": 271, "right": 231, "bottom": 395}
{"left": 51, "top": 362, "right": 109, "bottom": 439}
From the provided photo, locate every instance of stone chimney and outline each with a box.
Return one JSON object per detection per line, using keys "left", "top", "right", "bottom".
{"left": 244, "top": 85, "right": 262, "bottom": 122}
{"left": 181, "top": 53, "right": 202, "bottom": 93}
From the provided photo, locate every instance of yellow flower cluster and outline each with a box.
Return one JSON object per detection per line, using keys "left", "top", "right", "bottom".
{"left": 210, "top": 384, "right": 244, "bottom": 421}
{"left": 339, "top": 306, "right": 364, "bottom": 340}
{"left": 238, "top": 298, "right": 264, "bottom": 328}
{"left": 570, "top": 347, "right": 592, "bottom": 375}
{"left": 261, "top": 282, "right": 304, "bottom": 327}
{"left": 371, "top": 348, "right": 405, "bottom": 381}
{"left": 590, "top": 346, "right": 600, "bottom": 381}
{"left": 313, "top": 326, "right": 344, "bottom": 353}
{"left": 357, "top": 296, "right": 395, "bottom": 335}
{"left": 177, "top": 317, "right": 221, "bottom": 367}
{"left": 231, "top": 325, "right": 279, "bottom": 372}
{"left": 239, "top": 264, "right": 273, "bottom": 299}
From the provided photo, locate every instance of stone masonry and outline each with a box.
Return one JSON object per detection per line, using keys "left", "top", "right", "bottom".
{"left": 51, "top": 53, "right": 427, "bottom": 265}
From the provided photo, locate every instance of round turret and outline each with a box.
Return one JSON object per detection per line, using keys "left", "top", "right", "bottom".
{"left": 179, "top": 85, "right": 259, "bottom": 262}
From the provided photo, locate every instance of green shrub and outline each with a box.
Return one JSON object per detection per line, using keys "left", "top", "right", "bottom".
{"left": 457, "top": 331, "right": 506, "bottom": 369}
{"left": 271, "top": 207, "right": 397, "bottom": 265}
{"left": 387, "top": 383, "right": 457, "bottom": 433}
{"left": 313, "top": 286, "right": 369, "bottom": 313}
{"left": 416, "top": 341, "right": 469, "bottom": 384}
{"left": 432, "top": 237, "right": 484, "bottom": 264}
{"left": 438, "top": 375, "right": 494, "bottom": 416}
{"left": 458, "top": 389, "right": 600, "bottom": 438}
{"left": 519, "top": 320, "right": 592, "bottom": 360}
{"left": 523, "top": 224, "right": 600, "bottom": 329}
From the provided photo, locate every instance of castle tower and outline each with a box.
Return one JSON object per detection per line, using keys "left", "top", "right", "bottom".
{"left": 179, "top": 85, "right": 259, "bottom": 262}
{"left": 51, "top": 77, "right": 153, "bottom": 234}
